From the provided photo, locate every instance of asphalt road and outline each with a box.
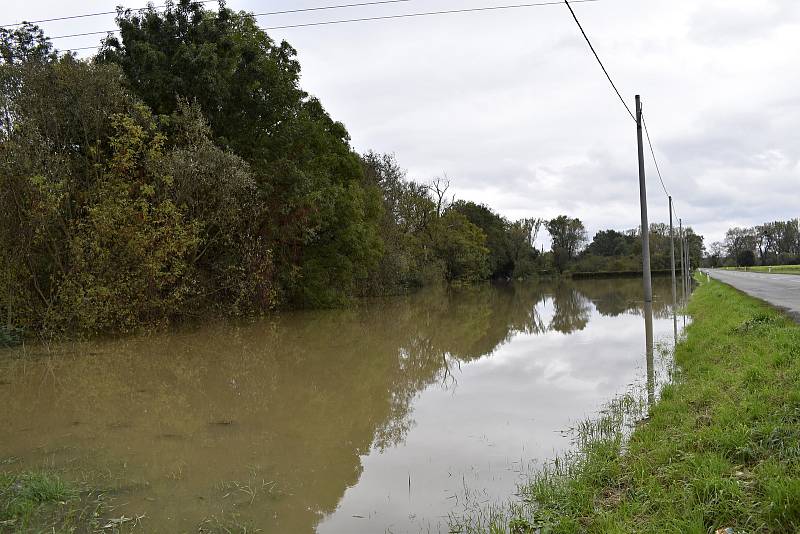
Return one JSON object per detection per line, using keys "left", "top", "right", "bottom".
{"left": 705, "top": 269, "right": 800, "bottom": 322}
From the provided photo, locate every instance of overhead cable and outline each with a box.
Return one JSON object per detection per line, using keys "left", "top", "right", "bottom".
{"left": 563, "top": 0, "right": 635, "bottom": 122}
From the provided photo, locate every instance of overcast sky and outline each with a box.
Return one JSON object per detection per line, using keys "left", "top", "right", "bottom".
{"left": 5, "top": 0, "right": 800, "bottom": 247}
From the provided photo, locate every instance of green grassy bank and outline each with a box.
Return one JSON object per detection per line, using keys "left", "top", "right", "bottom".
{"left": 453, "top": 276, "right": 800, "bottom": 533}
{"left": 724, "top": 265, "right": 800, "bottom": 276}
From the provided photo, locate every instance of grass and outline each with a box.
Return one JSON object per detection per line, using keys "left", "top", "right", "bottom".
{"left": 723, "top": 265, "right": 800, "bottom": 276}
{"left": 0, "top": 467, "right": 263, "bottom": 533}
{"left": 0, "top": 469, "right": 145, "bottom": 533}
{"left": 451, "top": 275, "right": 800, "bottom": 533}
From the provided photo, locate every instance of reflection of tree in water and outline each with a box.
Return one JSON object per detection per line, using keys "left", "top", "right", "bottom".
{"left": 583, "top": 280, "right": 634, "bottom": 317}
{"left": 549, "top": 282, "right": 592, "bottom": 334}
{"left": 0, "top": 276, "right": 668, "bottom": 532}
{"left": 572, "top": 276, "right": 675, "bottom": 319}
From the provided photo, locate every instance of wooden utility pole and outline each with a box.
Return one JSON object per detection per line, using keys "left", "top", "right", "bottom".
{"left": 636, "top": 95, "right": 652, "bottom": 303}
{"left": 669, "top": 196, "right": 677, "bottom": 307}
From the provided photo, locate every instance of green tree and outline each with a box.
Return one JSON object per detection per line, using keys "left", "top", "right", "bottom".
{"left": 506, "top": 218, "right": 542, "bottom": 278}
{"left": 585, "top": 229, "right": 635, "bottom": 257}
{"left": 737, "top": 249, "right": 756, "bottom": 267}
{"left": 546, "top": 216, "right": 587, "bottom": 272}
{"left": 99, "top": 0, "right": 383, "bottom": 306}
{"left": 452, "top": 201, "right": 513, "bottom": 278}
{"left": 432, "top": 211, "right": 490, "bottom": 283}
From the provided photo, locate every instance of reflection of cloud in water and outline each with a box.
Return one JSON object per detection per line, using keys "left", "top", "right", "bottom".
{"left": 319, "top": 277, "right": 681, "bottom": 533}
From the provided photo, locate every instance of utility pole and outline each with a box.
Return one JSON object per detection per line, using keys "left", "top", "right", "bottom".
{"left": 669, "top": 196, "right": 677, "bottom": 308}
{"left": 636, "top": 95, "right": 652, "bottom": 303}
{"left": 685, "top": 227, "right": 691, "bottom": 290}
{"left": 679, "top": 218, "right": 686, "bottom": 302}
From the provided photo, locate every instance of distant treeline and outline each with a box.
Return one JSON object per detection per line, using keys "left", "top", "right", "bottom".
{"left": 0, "top": 2, "right": 703, "bottom": 336}
{"left": 707, "top": 220, "right": 800, "bottom": 267}
{"left": 538, "top": 216, "right": 704, "bottom": 275}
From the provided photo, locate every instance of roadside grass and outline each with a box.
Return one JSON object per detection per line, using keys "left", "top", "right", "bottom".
{"left": 452, "top": 276, "right": 800, "bottom": 533}
{"left": 723, "top": 265, "right": 800, "bottom": 276}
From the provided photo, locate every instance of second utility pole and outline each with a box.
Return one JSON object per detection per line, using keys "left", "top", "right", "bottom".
{"left": 669, "top": 196, "right": 677, "bottom": 307}
{"left": 636, "top": 95, "right": 653, "bottom": 302}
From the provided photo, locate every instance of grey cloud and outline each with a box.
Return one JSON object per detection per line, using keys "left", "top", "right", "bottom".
{"left": 4, "top": 0, "right": 800, "bottom": 245}
{"left": 688, "top": 0, "right": 800, "bottom": 46}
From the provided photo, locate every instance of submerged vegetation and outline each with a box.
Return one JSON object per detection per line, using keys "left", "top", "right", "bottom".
{"left": 454, "top": 277, "right": 800, "bottom": 533}
{"left": 0, "top": 470, "right": 110, "bottom": 532}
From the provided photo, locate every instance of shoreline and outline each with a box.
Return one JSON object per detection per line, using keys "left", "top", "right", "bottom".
{"left": 452, "top": 275, "right": 800, "bottom": 532}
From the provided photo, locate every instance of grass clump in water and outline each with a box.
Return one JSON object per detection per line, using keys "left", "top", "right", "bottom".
{"left": 0, "top": 469, "right": 134, "bottom": 533}
{"left": 453, "top": 276, "right": 800, "bottom": 533}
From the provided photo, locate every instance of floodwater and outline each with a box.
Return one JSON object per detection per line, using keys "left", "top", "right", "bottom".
{"left": 0, "top": 277, "right": 685, "bottom": 533}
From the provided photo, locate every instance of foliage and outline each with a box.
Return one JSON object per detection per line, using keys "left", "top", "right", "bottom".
{"left": 737, "top": 249, "right": 756, "bottom": 267}
{"left": 574, "top": 223, "right": 704, "bottom": 275}
{"left": 546, "top": 216, "right": 588, "bottom": 272}
{"left": 97, "top": 0, "right": 384, "bottom": 307}
{"left": 0, "top": 40, "right": 277, "bottom": 333}
{"left": 720, "top": 220, "right": 800, "bottom": 267}
{"left": 584, "top": 229, "right": 635, "bottom": 257}
{"left": 452, "top": 201, "right": 541, "bottom": 279}
{"left": 432, "top": 210, "right": 490, "bottom": 283}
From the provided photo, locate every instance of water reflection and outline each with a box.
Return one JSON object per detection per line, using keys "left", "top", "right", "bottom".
{"left": 645, "top": 301, "right": 655, "bottom": 406}
{"left": 0, "top": 277, "right": 681, "bottom": 533}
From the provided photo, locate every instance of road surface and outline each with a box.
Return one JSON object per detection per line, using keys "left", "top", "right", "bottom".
{"left": 705, "top": 269, "right": 800, "bottom": 322}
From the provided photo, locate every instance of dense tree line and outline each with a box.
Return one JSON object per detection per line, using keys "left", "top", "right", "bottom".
{"left": 0, "top": 4, "right": 542, "bottom": 335}
{"left": 541, "top": 217, "right": 704, "bottom": 274}
{"left": 707, "top": 219, "right": 800, "bottom": 267}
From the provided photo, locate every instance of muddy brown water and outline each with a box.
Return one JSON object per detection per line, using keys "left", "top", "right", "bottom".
{"left": 0, "top": 277, "right": 684, "bottom": 533}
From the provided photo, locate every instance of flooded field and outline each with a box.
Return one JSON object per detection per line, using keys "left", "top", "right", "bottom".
{"left": 0, "top": 277, "right": 684, "bottom": 533}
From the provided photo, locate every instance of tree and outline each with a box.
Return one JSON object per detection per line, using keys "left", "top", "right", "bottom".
{"left": 546, "top": 216, "right": 588, "bottom": 272}
{"left": 0, "top": 34, "right": 281, "bottom": 333}
{"left": 431, "top": 211, "right": 490, "bottom": 283}
{"left": 506, "top": 218, "right": 542, "bottom": 278}
{"left": 725, "top": 227, "right": 756, "bottom": 266}
{"left": 452, "top": 201, "right": 513, "bottom": 278}
{"left": 707, "top": 241, "right": 725, "bottom": 268}
{"left": 99, "top": 0, "right": 384, "bottom": 306}
{"left": 737, "top": 249, "right": 756, "bottom": 267}
{"left": 585, "top": 229, "right": 635, "bottom": 257}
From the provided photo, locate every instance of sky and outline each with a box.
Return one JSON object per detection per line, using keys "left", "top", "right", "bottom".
{"left": 4, "top": 0, "right": 799, "bottom": 248}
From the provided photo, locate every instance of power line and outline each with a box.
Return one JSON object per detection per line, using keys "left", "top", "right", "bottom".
{"left": 641, "top": 112, "right": 669, "bottom": 198}
{"left": 253, "top": 0, "right": 414, "bottom": 18}
{"left": 49, "top": 0, "right": 599, "bottom": 41}
{"left": 45, "top": 0, "right": 422, "bottom": 40}
{"left": 0, "top": 1, "right": 218, "bottom": 28}
{"left": 5, "top": 0, "right": 418, "bottom": 29}
{"left": 641, "top": 110, "right": 681, "bottom": 224}
{"left": 57, "top": 0, "right": 600, "bottom": 51}
{"left": 260, "top": 0, "right": 599, "bottom": 31}
{"left": 562, "top": 0, "right": 635, "bottom": 122}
